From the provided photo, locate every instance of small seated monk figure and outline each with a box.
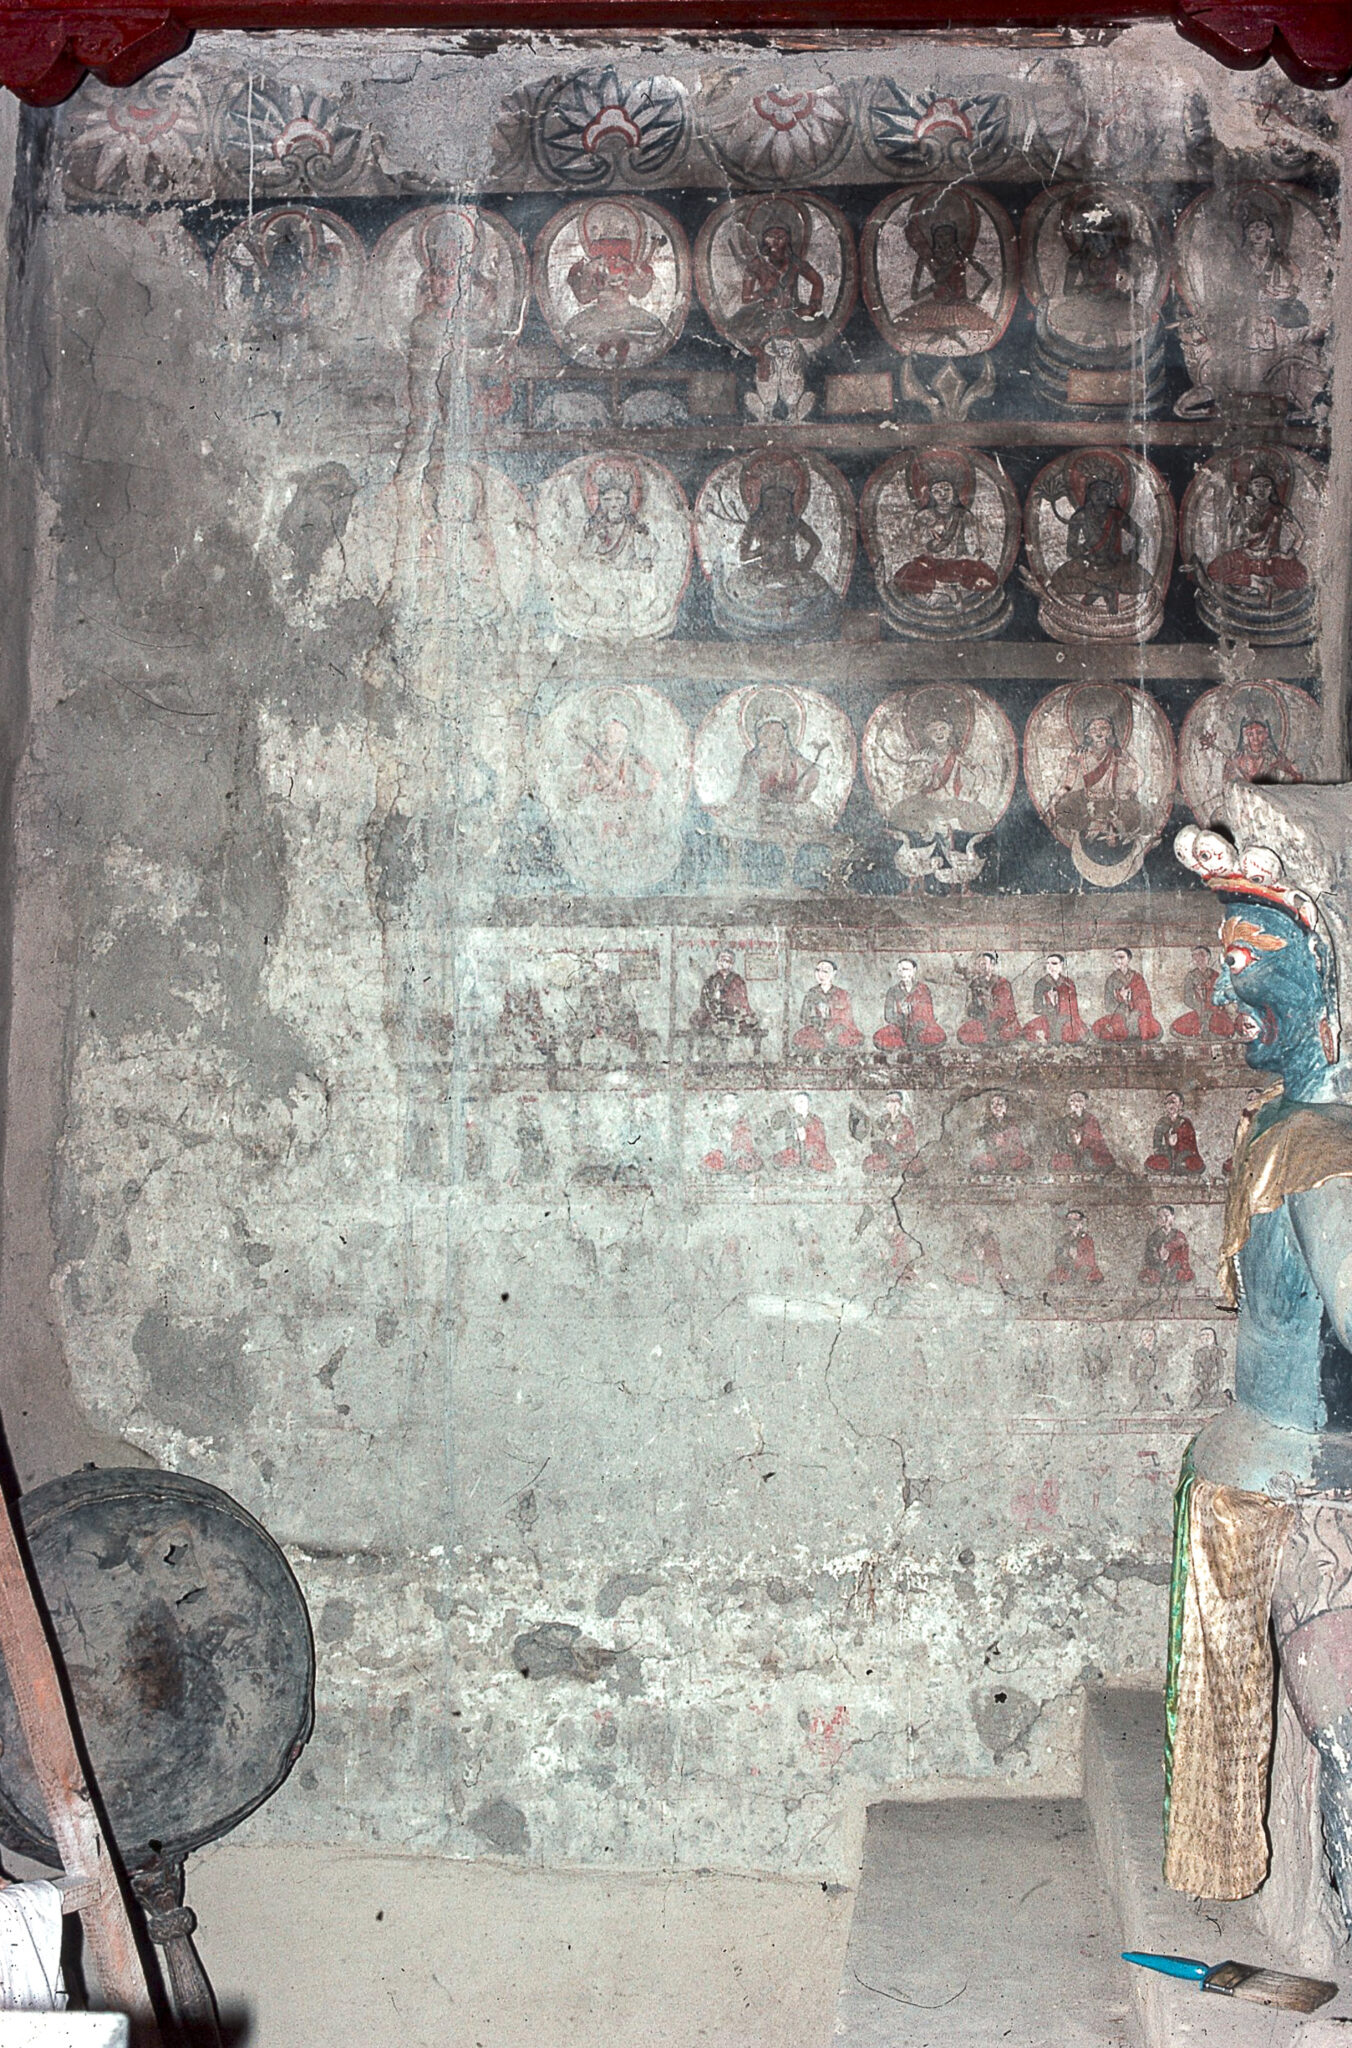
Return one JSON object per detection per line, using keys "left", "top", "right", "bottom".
{"left": 1145, "top": 1089, "right": 1205, "bottom": 1174}
{"left": 1049, "top": 1089, "right": 1116, "bottom": 1175}
{"left": 873, "top": 957, "right": 946, "bottom": 1053}
{"left": 792, "top": 958, "right": 864, "bottom": 1055}
{"left": 773, "top": 1091, "right": 835, "bottom": 1172}
{"left": 1025, "top": 953, "right": 1086, "bottom": 1045}
{"left": 1170, "top": 944, "right": 1235, "bottom": 1039}
{"left": 703, "top": 1109, "right": 763, "bottom": 1175}
{"left": 955, "top": 951, "right": 1021, "bottom": 1046}
{"left": 1138, "top": 1202, "right": 1194, "bottom": 1288}
{"left": 1046, "top": 1209, "right": 1104, "bottom": 1289}
{"left": 690, "top": 946, "right": 765, "bottom": 1044}
{"left": 1093, "top": 946, "right": 1162, "bottom": 1042}
{"left": 955, "top": 1223, "right": 1015, "bottom": 1291}
{"left": 850, "top": 1091, "right": 920, "bottom": 1177}
{"left": 969, "top": 1093, "right": 1033, "bottom": 1175}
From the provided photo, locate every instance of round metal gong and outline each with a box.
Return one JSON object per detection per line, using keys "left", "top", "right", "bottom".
{"left": 0, "top": 1467, "right": 314, "bottom": 1871}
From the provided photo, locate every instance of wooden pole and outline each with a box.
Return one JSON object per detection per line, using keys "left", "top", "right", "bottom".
{"left": 0, "top": 1485, "right": 160, "bottom": 2033}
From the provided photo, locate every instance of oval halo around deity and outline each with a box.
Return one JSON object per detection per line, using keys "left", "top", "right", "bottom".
{"left": 1020, "top": 181, "right": 1168, "bottom": 353}
{"left": 533, "top": 197, "right": 691, "bottom": 371}
{"left": 1172, "top": 182, "right": 1333, "bottom": 421}
{"left": 693, "top": 191, "right": 857, "bottom": 358}
{"left": 692, "top": 683, "right": 856, "bottom": 848}
{"left": 1179, "top": 445, "right": 1323, "bottom": 647}
{"left": 861, "top": 184, "right": 1018, "bottom": 358}
{"left": 1178, "top": 679, "right": 1320, "bottom": 829}
{"left": 862, "top": 684, "right": 1017, "bottom": 843}
{"left": 861, "top": 449, "right": 1018, "bottom": 641}
{"left": 372, "top": 203, "right": 529, "bottom": 371}
{"left": 536, "top": 451, "right": 693, "bottom": 643}
{"left": 694, "top": 451, "right": 855, "bottom": 640}
{"left": 1022, "top": 680, "right": 1176, "bottom": 888}
{"left": 533, "top": 683, "right": 693, "bottom": 896}
{"left": 213, "top": 206, "right": 365, "bottom": 328}
{"left": 1023, "top": 447, "right": 1175, "bottom": 644}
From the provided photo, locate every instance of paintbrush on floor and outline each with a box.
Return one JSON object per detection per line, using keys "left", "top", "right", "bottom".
{"left": 1123, "top": 1952, "right": 1338, "bottom": 2013}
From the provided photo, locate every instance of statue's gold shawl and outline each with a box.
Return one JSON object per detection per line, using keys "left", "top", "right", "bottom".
{"left": 1219, "top": 1090, "right": 1352, "bottom": 1307}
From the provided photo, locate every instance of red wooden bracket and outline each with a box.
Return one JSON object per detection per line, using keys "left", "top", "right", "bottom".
{"left": 0, "top": 0, "right": 1346, "bottom": 107}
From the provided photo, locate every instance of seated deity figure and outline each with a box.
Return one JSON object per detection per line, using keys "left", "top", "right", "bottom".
{"left": 1163, "top": 817, "right": 1352, "bottom": 1933}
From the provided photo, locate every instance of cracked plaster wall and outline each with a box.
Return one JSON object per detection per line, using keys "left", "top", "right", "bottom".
{"left": 1, "top": 32, "right": 1349, "bottom": 1884}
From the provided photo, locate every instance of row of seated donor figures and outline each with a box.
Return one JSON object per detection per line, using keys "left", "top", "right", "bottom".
{"left": 701, "top": 1084, "right": 1216, "bottom": 1180}
{"left": 1160, "top": 812, "right": 1352, "bottom": 1947}
{"left": 699, "top": 947, "right": 1239, "bottom": 1054}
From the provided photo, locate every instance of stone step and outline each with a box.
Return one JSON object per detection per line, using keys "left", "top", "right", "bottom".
{"left": 1082, "top": 1685, "right": 1352, "bottom": 2047}
{"left": 832, "top": 1795, "right": 1137, "bottom": 2046}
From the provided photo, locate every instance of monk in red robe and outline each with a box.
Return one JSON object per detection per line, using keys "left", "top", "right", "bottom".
{"left": 773, "top": 1092, "right": 835, "bottom": 1173}
{"left": 1170, "top": 945, "right": 1234, "bottom": 1039}
{"left": 970, "top": 1093, "right": 1033, "bottom": 1175}
{"left": 873, "top": 958, "right": 946, "bottom": 1052}
{"left": 1025, "top": 954, "right": 1086, "bottom": 1045}
{"left": 1138, "top": 1203, "right": 1194, "bottom": 1288}
{"left": 956, "top": 951, "right": 1022, "bottom": 1046}
{"left": 851, "top": 1093, "right": 920, "bottom": 1177}
{"left": 1145, "top": 1090, "right": 1205, "bottom": 1174}
{"left": 1049, "top": 1090, "right": 1115, "bottom": 1175}
{"left": 1046, "top": 1210, "right": 1104, "bottom": 1288}
{"left": 956, "top": 1224, "right": 1014, "bottom": 1291}
{"left": 792, "top": 958, "right": 864, "bottom": 1054}
{"left": 703, "top": 1111, "right": 763, "bottom": 1175}
{"left": 1093, "top": 946, "right": 1161, "bottom": 1041}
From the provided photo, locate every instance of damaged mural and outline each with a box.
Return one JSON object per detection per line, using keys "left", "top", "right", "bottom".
{"left": 10, "top": 35, "right": 1344, "bottom": 1878}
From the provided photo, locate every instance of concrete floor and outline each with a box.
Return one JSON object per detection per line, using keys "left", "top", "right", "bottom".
{"left": 187, "top": 1846, "right": 854, "bottom": 2048}
{"left": 833, "top": 1799, "right": 1136, "bottom": 2048}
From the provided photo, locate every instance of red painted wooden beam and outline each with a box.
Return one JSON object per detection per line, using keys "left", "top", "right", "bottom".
{"left": 0, "top": 0, "right": 1346, "bottom": 106}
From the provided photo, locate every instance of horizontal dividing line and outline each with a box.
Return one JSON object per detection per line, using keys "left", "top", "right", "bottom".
{"left": 678, "top": 1177, "right": 1228, "bottom": 1201}
{"left": 479, "top": 420, "right": 1327, "bottom": 454}
{"left": 470, "top": 894, "right": 1234, "bottom": 936}
{"left": 1009, "top": 1414, "right": 1205, "bottom": 1432}
{"left": 465, "top": 1074, "right": 1248, "bottom": 1099}
{"left": 534, "top": 641, "right": 1318, "bottom": 684}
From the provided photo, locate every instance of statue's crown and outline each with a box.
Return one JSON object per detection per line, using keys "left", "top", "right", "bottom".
{"left": 1174, "top": 825, "right": 1319, "bottom": 930}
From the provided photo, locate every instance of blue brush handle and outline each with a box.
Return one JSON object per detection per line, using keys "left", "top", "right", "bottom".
{"left": 1122, "top": 1953, "right": 1210, "bottom": 1982}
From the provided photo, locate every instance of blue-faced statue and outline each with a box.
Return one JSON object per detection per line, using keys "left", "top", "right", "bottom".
{"left": 1164, "top": 826, "right": 1352, "bottom": 1929}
